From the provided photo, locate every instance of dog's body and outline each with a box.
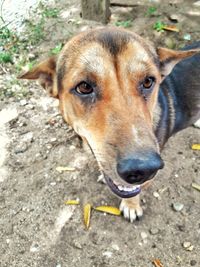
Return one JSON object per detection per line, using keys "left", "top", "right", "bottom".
{"left": 19, "top": 28, "right": 200, "bottom": 222}
{"left": 156, "top": 41, "right": 200, "bottom": 148}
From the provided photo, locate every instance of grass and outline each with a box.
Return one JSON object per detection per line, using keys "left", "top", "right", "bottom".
{"left": 24, "top": 18, "right": 45, "bottom": 45}
{"left": 38, "top": 2, "right": 60, "bottom": 18}
{"left": 153, "top": 21, "right": 165, "bottom": 32}
{"left": 22, "top": 5, "right": 60, "bottom": 46}
{"left": 49, "top": 43, "right": 63, "bottom": 55}
{"left": 0, "top": 77, "right": 30, "bottom": 100}
{"left": 145, "top": 6, "right": 157, "bottom": 16}
{"left": 0, "top": 3, "right": 61, "bottom": 66}
{"left": 42, "top": 7, "right": 59, "bottom": 18}
{"left": 0, "top": 52, "right": 12, "bottom": 63}
{"left": 0, "top": 26, "right": 19, "bottom": 63}
{"left": 115, "top": 20, "right": 132, "bottom": 28}
{"left": 0, "top": 3, "right": 61, "bottom": 100}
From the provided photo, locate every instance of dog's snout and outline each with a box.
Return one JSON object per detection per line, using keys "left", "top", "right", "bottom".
{"left": 117, "top": 152, "right": 164, "bottom": 184}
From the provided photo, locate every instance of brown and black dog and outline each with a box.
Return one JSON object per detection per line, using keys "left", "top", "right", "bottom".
{"left": 19, "top": 27, "right": 200, "bottom": 222}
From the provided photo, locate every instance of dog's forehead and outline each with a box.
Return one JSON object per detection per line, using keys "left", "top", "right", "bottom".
{"left": 69, "top": 30, "right": 154, "bottom": 59}
{"left": 57, "top": 29, "right": 158, "bottom": 85}
{"left": 79, "top": 45, "right": 109, "bottom": 75}
{"left": 78, "top": 42, "right": 154, "bottom": 76}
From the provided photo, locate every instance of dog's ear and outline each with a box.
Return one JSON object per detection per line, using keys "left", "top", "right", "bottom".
{"left": 157, "top": 47, "right": 200, "bottom": 78}
{"left": 18, "top": 56, "right": 58, "bottom": 98}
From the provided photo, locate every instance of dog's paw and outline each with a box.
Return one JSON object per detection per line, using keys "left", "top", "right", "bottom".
{"left": 194, "top": 118, "right": 200, "bottom": 128}
{"left": 119, "top": 197, "right": 143, "bottom": 223}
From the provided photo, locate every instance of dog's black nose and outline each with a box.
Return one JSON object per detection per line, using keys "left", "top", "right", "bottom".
{"left": 117, "top": 152, "right": 164, "bottom": 184}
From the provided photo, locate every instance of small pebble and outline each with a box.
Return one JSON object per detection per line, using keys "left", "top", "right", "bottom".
{"left": 165, "top": 37, "right": 175, "bottom": 49}
{"left": 176, "top": 256, "right": 182, "bottom": 265}
{"left": 141, "top": 231, "right": 148, "bottom": 239}
{"left": 73, "top": 156, "right": 87, "bottom": 169}
{"left": 150, "top": 227, "right": 159, "bottom": 235}
{"left": 102, "top": 251, "right": 113, "bottom": 258}
{"left": 20, "top": 99, "right": 27, "bottom": 106}
{"left": 48, "top": 118, "right": 57, "bottom": 126}
{"left": 183, "top": 241, "right": 194, "bottom": 251}
{"left": 46, "top": 144, "right": 53, "bottom": 149}
{"left": 73, "top": 240, "right": 82, "bottom": 249}
{"left": 141, "top": 198, "right": 146, "bottom": 204}
{"left": 30, "top": 243, "right": 39, "bottom": 252}
{"left": 187, "top": 245, "right": 194, "bottom": 251}
{"left": 69, "top": 145, "right": 76, "bottom": 150}
{"left": 56, "top": 177, "right": 61, "bottom": 183}
{"left": 14, "top": 143, "right": 28, "bottom": 154}
{"left": 172, "top": 202, "right": 184, "bottom": 212}
{"left": 23, "top": 132, "right": 33, "bottom": 142}
{"left": 153, "top": 191, "right": 160, "bottom": 198}
{"left": 5, "top": 224, "right": 13, "bottom": 235}
{"left": 115, "top": 262, "right": 129, "bottom": 267}
{"left": 111, "top": 244, "right": 119, "bottom": 251}
{"left": 50, "top": 137, "right": 57, "bottom": 143}
{"left": 177, "top": 224, "right": 185, "bottom": 232}
{"left": 183, "top": 33, "right": 191, "bottom": 41}
{"left": 183, "top": 241, "right": 191, "bottom": 248}
{"left": 26, "top": 104, "right": 34, "bottom": 110}
{"left": 169, "top": 14, "right": 185, "bottom": 23}
{"left": 169, "top": 14, "right": 179, "bottom": 22}
{"left": 190, "top": 260, "right": 197, "bottom": 266}
{"left": 28, "top": 53, "right": 36, "bottom": 60}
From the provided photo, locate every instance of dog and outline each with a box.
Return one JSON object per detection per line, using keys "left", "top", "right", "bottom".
{"left": 19, "top": 27, "right": 200, "bottom": 223}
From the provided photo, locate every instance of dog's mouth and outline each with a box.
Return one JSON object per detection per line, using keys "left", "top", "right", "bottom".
{"left": 104, "top": 174, "right": 141, "bottom": 198}
{"left": 104, "top": 173, "right": 155, "bottom": 198}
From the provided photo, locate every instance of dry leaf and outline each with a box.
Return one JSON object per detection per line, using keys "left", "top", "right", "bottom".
{"left": 192, "top": 144, "right": 200, "bottom": 150}
{"left": 56, "top": 166, "right": 76, "bottom": 173}
{"left": 152, "top": 259, "right": 164, "bottom": 267}
{"left": 84, "top": 204, "right": 92, "bottom": 229}
{"left": 163, "top": 25, "right": 179, "bottom": 32}
{"left": 65, "top": 200, "right": 80, "bottom": 205}
{"left": 95, "top": 206, "right": 121, "bottom": 216}
{"left": 192, "top": 183, "right": 200, "bottom": 192}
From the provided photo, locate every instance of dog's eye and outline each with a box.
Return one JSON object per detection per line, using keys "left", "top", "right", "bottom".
{"left": 75, "top": 82, "right": 93, "bottom": 95}
{"left": 142, "top": 77, "right": 155, "bottom": 89}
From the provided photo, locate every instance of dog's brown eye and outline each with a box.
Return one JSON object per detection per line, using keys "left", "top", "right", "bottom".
{"left": 142, "top": 77, "right": 155, "bottom": 89}
{"left": 75, "top": 82, "right": 93, "bottom": 95}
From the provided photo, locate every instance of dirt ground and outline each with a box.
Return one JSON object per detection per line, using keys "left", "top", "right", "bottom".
{"left": 0, "top": 0, "right": 200, "bottom": 266}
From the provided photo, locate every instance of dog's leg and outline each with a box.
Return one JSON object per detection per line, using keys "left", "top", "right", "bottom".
{"left": 194, "top": 118, "right": 200, "bottom": 128}
{"left": 119, "top": 194, "right": 143, "bottom": 223}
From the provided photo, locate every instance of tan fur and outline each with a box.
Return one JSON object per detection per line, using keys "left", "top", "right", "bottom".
{"left": 19, "top": 27, "right": 200, "bottom": 222}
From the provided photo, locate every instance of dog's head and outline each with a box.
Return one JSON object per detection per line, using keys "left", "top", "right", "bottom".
{"left": 19, "top": 27, "right": 199, "bottom": 198}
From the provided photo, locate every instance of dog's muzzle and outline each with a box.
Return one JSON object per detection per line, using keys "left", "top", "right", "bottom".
{"left": 104, "top": 174, "right": 142, "bottom": 198}
{"left": 104, "top": 151, "right": 164, "bottom": 198}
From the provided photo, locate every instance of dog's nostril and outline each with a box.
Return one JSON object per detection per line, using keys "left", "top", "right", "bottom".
{"left": 127, "top": 171, "right": 144, "bottom": 180}
{"left": 117, "top": 152, "right": 164, "bottom": 184}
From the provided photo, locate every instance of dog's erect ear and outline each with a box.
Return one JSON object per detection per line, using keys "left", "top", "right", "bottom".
{"left": 18, "top": 56, "right": 58, "bottom": 98}
{"left": 157, "top": 47, "right": 200, "bottom": 78}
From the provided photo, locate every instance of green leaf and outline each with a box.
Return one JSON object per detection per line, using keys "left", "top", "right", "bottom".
{"left": 115, "top": 20, "right": 132, "bottom": 28}
{"left": 50, "top": 43, "right": 63, "bottom": 55}
{"left": 153, "top": 21, "right": 165, "bottom": 32}
{"left": 0, "top": 52, "right": 12, "bottom": 63}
